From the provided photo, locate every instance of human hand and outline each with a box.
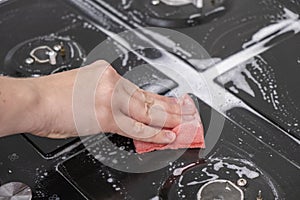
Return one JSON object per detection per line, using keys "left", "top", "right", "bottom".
{"left": 31, "top": 60, "right": 196, "bottom": 143}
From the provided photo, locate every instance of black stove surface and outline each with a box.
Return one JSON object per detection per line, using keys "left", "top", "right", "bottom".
{"left": 57, "top": 97, "right": 299, "bottom": 199}
{"left": 217, "top": 33, "right": 300, "bottom": 140}
{"left": 0, "top": 0, "right": 108, "bottom": 77}
{"left": 96, "top": 0, "right": 300, "bottom": 58}
{"left": 93, "top": 0, "right": 300, "bottom": 142}
{"left": 0, "top": 0, "right": 299, "bottom": 199}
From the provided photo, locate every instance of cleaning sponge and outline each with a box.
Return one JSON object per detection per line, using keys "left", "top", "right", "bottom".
{"left": 134, "top": 95, "right": 205, "bottom": 154}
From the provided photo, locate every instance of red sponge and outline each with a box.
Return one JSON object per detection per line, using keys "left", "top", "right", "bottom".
{"left": 134, "top": 95, "right": 205, "bottom": 154}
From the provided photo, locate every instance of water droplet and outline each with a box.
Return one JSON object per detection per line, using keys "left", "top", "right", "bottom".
{"left": 107, "top": 178, "right": 113, "bottom": 183}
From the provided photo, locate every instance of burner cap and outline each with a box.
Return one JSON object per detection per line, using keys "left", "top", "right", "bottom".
{"left": 2, "top": 35, "right": 85, "bottom": 77}
{"left": 158, "top": 157, "right": 280, "bottom": 199}
{"left": 197, "top": 179, "right": 244, "bottom": 200}
{"left": 125, "top": 0, "right": 226, "bottom": 27}
{"left": 0, "top": 182, "right": 32, "bottom": 200}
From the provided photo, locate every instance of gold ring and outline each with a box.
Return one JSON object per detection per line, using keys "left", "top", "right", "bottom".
{"left": 144, "top": 93, "right": 154, "bottom": 115}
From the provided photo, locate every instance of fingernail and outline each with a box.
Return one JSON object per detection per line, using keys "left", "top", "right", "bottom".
{"left": 182, "top": 104, "right": 196, "bottom": 114}
{"left": 165, "top": 131, "right": 176, "bottom": 142}
{"left": 182, "top": 115, "right": 195, "bottom": 122}
{"left": 184, "top": 97, "right": 191, "bottom": 105}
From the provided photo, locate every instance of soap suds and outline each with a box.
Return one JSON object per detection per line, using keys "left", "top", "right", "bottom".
{"left": 173, "top": 162, "right": 197, "bottom": 176}
{"left": 243, "top": 8, "right": 300, "bottom": 48}
{"left": 188, "top": 58, "right": 222, "bottom": 71}
{"left": 186, "top": 168, "right": 219, "bottom": 186}
{"left": 213, "top": 160, "right": 260, "bottom": 179}
{"left": 140, "top": 28, "right": 192, "bottom": 58}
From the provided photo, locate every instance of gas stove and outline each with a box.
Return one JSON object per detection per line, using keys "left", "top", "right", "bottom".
{"left": 0, "top": 0, "right": 299, "bottom": 199}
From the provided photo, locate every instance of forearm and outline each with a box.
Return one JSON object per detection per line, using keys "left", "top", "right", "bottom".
{"left": 0, "top": 77, "right": 41, "bottom": 137}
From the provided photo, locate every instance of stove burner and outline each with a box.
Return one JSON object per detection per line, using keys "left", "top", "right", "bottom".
{"left": 2, "top": 35, "right": 85, "bottom": 77}
{"left": 0, "top": 182, "right": 32, "bottom": 200}
{"left": 155, "top": 0, "right": 203, "bottom": 8}
{"left": 158, "top": 157, "right": 279, "bottom": 199}
{"left": 197, "top": 179, "right": 244, "bottom": 200}
{"left": 126, "top": 0, "right": 226, "bottom": 27}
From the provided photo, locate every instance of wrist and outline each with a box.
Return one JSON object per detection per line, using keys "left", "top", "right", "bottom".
{"left": 27, "top": 76, "right": 61, "bottom": 137}
{"left": 21, "top": 78, "right": 45, "bottom": 134}
{"left": 29, "top": 72, "right": 78, "bottom": 138}
{"left": 0, "top": 77, "right": 42, "bottom": 136}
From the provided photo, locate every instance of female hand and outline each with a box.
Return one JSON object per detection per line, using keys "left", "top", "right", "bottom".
{"left": 1, "top": 60, "right": 196, "bottom": 144}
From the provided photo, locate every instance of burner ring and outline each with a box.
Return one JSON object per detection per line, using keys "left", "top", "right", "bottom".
{"left": 158, "top": 157, "right": 280, "bottom": 199}
{"left": 126, "top": 0, "right": 227, "bottom": 27}
{"left": 2, "top": 35, "right": 85, "bottom": 77}
{"left": 197, "top": 179, "right": 244, "bottom": 200}
{"left": 29, "top": 45, "right": 56, "bottom": 64}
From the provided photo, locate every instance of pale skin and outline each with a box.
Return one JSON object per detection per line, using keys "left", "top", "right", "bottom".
{"left": 0, "top": 60, "right": 196, "bottom": 144}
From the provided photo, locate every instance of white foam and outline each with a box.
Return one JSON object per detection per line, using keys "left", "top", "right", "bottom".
{"left": 283, "top": 8, "right": 299, "bottom": 20}
{"left": 212, "top": 160, "right": 260, "bottom": 179}
{"left": 243, "top": 8, "right": 300, "bottom": 48}
{"left": 178, "top": 175, "right": 184, "bottom": 188}
{"left": 149, "top": 196, "right": 159, "bottom": 200}
{"left": 226, "top": 164, "right": 259, "bottom": 179}
{"left": 186, "top": 168, "right": 219, "bottom": 186}
{"left": 107, "top": 178, "right": 113, "bottom": 183}
{"left": 173, "top": 162, "right": 197, "bottom": 176}
{"left": 188, "top": 58, "right": 222, "bottom": 71}
{"left": 189, "top": 13, "right": 201, "bottom": 19}
{"left": 217, "top": 60, "right": 255, "bottom": 97}
{"left": 205, "top": 6, "right": 225, "bottom": 16}
{"left": 217, "top": 56, "right": 283, "bottom": 110}
{"left": 140, "top": 28, "right": 192, "bottom": 58}
{"left": 213, "top": 160, "right": 224, "bottom": 171}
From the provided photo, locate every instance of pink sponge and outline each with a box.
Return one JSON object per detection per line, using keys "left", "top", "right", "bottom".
{"left": 134, "top": 95, "right": 205, "bottom": 154}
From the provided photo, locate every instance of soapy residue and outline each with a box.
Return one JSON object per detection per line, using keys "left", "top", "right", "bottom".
{"left": 188, "top": 58, "right": 222, "bottom": 71}
{"left": 185, "top": 167, "right": 219, "bottom": 186}
{"left": 171, "top": 157, "right": 279, "bottom": 199}
{"left": 149, "top": 196, "right": 159, "bottom": 200}
{"left": 113, "top": 41, "right": 130, "bottom": 67}
{"left": 140, "top": 28, "right": 192, "bottom": 58}
{"left": 243, "top": 8, "right": 300, "bottom": 48}
{"left": 204, "top": 6, "right": 225, "bottom": 16}
{"left": 171, "top": 156, "right": 261, "bottom": 189}
{"left": 213, "top": 160, "right": 260, "bottom": 179}
{"left": 121, "top": 0, "right": 133, "bottom": 10}
{"left": 173, "top": 162, "right": 197, "bottom": 176}
{"left": 209, "top": 156, "right": 279, "bottom": 200}
{"left": 217, "top": 58, "right": 256, "bottom": 97}
{"left": 217, "top": 55, "right": 281, "bottom": 109}
{"left": 217, "top": 54, "right": 300, "bottom": 135}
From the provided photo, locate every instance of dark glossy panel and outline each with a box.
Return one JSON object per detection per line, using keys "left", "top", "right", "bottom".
{"left": 226, "top": 107, "right": 300, "bottom": 165}
{"left": 216, "top": 34, "right": 300, "bottom": 139}
{"left": 23, "top": 134, "right": 79, "bottom": 157}
{"left": 58, "top": 97, "right": 300, "bottom": 199}
{"left": 95, "top": 0, "right": 300, "bottom": 58}
{"left": 0, "top": 135, "right": 85, "bottom": 199}
{"left": 1, "top": 0, "right": 299, "bottom": 199}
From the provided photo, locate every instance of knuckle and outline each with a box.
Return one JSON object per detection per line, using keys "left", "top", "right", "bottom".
{"left": 133, "top": 121, "right": 145, "bottom": 135}
{"left": 104, "top": 65, "right": 117, "bottom": 78}
{"left": 171, "top": 104, "right": 180, "bottom": 113}
{"left": 93, "top": 60, "right": 110, "bottom": 66}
